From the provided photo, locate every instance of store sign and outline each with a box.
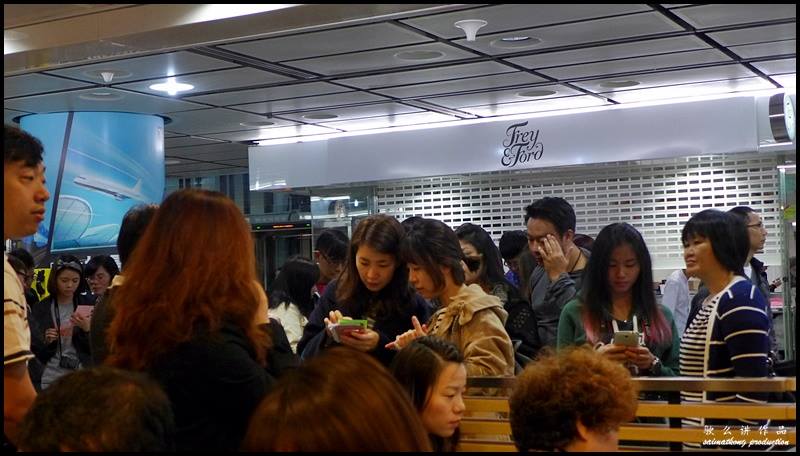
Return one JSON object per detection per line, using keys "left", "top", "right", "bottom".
{"left": 502, "top": 121, "right": 543, "bottom": 167}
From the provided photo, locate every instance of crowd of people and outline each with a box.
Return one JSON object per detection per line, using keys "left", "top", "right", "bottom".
{"left": 4, "top": 124, "right": 795, "bottom": 452}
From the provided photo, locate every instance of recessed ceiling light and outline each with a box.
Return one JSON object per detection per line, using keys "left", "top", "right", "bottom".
{"left": 4, "top": 30, "right": 28, "bottom": 41}
{"left": 78, "top": 91, "right": 124, "bottom": 101}
{"left": 240, "top": 121, "right": 275, "bottom": 127}
{"left": 302, "top": 113, "right": 339, "bottom": 120}
{"left": 517, "top": 89, "right": 558, "bottom": 98}
{"left": 599, "top": 80, "right": 641, "bottom": 89}
{"left": 164, "top": 159, "right": 182, "bottom": 165}
{"left": 490, "top": 36, "right": 542, "bottom": 49}
{"left": 394, "top": 50, "right": 445, "bottom": 62}
{"left": 149, "top": 77, "right": 194, "bottom": 95}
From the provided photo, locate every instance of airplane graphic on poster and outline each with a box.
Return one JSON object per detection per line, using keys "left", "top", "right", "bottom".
{"left": 73, "top": 174, "right": 146, "bottom": 201}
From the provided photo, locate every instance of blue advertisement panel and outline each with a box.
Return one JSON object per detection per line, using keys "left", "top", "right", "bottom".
{"left": 20, "top": 112, "right": 164, "bottom": 252}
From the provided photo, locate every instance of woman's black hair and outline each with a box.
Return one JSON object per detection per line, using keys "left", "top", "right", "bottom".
{"left": 400, "top": 218, "right": 465, "bottom": 292}
{"left": 84, "top": 255, "right": 120, "bottom": 281}
{"left": 46, "top": 254, "right": 87, "bottom": 308}
{"left": 269, "top": 256, "right": 320, "bottom": 318}
{"left": 579, "top": 223, "right": 671, "bottom": 345}
{"left": 681, "top": 209, "right": 748, "bottom": 276}
{"left": 455, "top": 223, "right": 508, "bottom": 290}
{"left": 389, "top": 336, "right": 464, "bottom": 452}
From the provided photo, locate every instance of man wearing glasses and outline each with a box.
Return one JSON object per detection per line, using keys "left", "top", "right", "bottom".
{"left": 313, "top": 229, "right": 348, "bottom": 297}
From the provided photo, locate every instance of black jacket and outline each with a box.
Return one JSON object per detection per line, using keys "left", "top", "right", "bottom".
{"left": 29, "top": 296, "right": 93, "bottom": 371}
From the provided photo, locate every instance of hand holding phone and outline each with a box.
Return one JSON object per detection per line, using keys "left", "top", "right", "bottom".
{"left": 328, "top": 318, "right": 368, "bottom": 343}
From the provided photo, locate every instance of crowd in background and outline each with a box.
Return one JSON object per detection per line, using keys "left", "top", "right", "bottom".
{"left": 4, "top": 124, "right": 796, "bottom": 452}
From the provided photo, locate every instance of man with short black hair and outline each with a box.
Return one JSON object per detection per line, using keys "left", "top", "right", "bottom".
{"left": 4, "top": 125, "right": 50, "bottom": 446}
{"left": 17, "top": 366, "right": 175, "bottom": 451}
{"left": 313, "top": 229, "right": 348, "bottom": 296}
{"left": 524, "top": 197, "right": 589, "bottom": 352}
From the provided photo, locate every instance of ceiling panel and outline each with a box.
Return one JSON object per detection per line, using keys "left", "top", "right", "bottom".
{"left": 771, "top": 73, "right": 796, "bottom": 88}
{"left": 599, "top": 77, "right": 775, "bottom": 103}
{"left": 506, "top": 35, "right": 710, "bottom": 70}
{"left": 166, "top": 142, "right": 248, "bottom": 159}
{"left": 164, "top": 107, "right": 298, "bottom": 135}
{"left": 277, "top": 102, "right": 421, "bottom": 123}
{"left": 5, "top": 73, "right": 94, "bottom": 99}
{"left": 374, "top": 71, "right": 548, "bottom": 99}
{"left": 164, "top": 130, "right": 185, "bottom": 138}
{"left": 707, "top": 23, "right": 796, "bottom": 47}
{"left": 672, "top": 4, "right": 796, "bottom": 29}
{"left": 571, "top": 64, "right": 760, "bottom": 93}
{"left": 204, "top": 125, "right": 338, "bottom": 142}
{"left": 420, "top": 84, "right": 584, "bottom": 109}
{"left": 750, "top": 58, "right": 796, "bottom": 75}
{"left": 166, "top": 162, "right": 246, "bottom": 175}
{"left": 728, "top": 40, "right": 796, "bottom": 59}
{"left": 44, "top": 51, "right": 238, "bottom": 84}
{"left": 219, "top": 23, "right": 432, "bottom": 62}
{"left": 230, "top": 91, "right": 390, "bottom": 115}
{"left": 458, "top": 95, "right": 609, "bottom": 117}
{"left": 454, "top": 12, "right": 685, "bottom": 56}
{"left": 281, "top": 42, "right": 479, "bottom": 76}
{"left": 337, "top": 61, "right": 516, "bottom": 90}
{"left": 537, "top": 48, "right": 731, "bottom": 80}
{"left": 114, "top": 67, "right": 294, "bottom": 96}
{"left": 400, "top": 4, "right": 651, "bottom": 39}
{"left": 165, "top": 136, "right": 228, "bottom": 149}
{"left": 184, "top": 81, "right": 350, "bottom": 106}
{"left": 5, "top": 109, "right": 29, "bottom": 124}
{"left": 3, "top": 87, "right": 205, "bottom": 114}
{"left": 318, "top": 111, "right": 458, "bottom": 132}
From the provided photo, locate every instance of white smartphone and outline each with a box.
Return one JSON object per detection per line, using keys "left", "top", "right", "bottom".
{"left": 613, "top": 331, "right": 640, "bottom": 347}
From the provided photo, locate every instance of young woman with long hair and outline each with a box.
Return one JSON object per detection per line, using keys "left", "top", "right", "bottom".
{"left": 297, "top": 214, "right": 431, "bottom": 366}
{"left": 106, "top": 189, "right": 271, "bottom": 451}
{"left": 557, "top": 223, "right": 679, "bottom": 377}
{"left": 388, "top": 218, "right": 514, "bottom": 377}
{"left": 390, "top": 336, "right": 467, "bottom": 452}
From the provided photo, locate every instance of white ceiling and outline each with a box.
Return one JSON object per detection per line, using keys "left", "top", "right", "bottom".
{"left": 4, "top": 3, "right": 796, "bottom": 177}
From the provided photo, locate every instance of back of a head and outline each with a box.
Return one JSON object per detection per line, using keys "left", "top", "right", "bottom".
{"left": 315, "top": 229, "right": 349, "bottom": 264}
{"left": 498, "top": 230, "right": 528, "bottom": 260}
{"left": 8, "top": 248, "right": 35, "bottom": 270}
{"left": 5, "top": 124, "right": 43, "bottom": 166}
{"left": 117, "top": 204, "right": 158, "bottom": 267}
{"left": 17, "top": 366, "right": 175, "bottom": 452}
{"left": 509, "top": 347, "right": 638, "bottom": 452}
{"left": 269, "top": 256, "right": 319, "bottom": 316}
{"left": 572, "top": 233, "right": 595, "bottom": 252}
{"left": 242, "top": 347, "right": 431, "bottom": 452}
{"left": 524, "top": 197, "right": 576, "bottom": 235}
{"left": 7, "top": 254, "right": 26, "bottom": 276}
{"left": 400, "top": 215, "right": 425, "bottom": 233}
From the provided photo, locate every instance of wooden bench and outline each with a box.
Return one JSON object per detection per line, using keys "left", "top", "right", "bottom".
{"left": 459, "top": 376, "right": 796, "bottom": 452}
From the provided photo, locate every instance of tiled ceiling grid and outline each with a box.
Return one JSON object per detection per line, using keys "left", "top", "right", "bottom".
{"left": 4, "top": 4, "right": 795, "bottom": 177}
{"left": 375, "top": 152, "right": 782, "bottom": 276}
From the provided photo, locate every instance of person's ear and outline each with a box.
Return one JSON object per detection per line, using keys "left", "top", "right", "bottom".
{"left": 563, "top": 229, "right": 575, "bottom": 245}
{"left": 574, "top": 419, "right": 591, "bottom": 442}
{"left": 313, "top": 250, "right": 321, "bottom": 261}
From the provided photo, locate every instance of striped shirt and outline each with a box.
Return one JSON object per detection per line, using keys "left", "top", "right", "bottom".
{"left": 4, "top": 254, "right": 34, "bottom": 366}
{"left": 680, "top": 276, "right": 770, "bottom": 448}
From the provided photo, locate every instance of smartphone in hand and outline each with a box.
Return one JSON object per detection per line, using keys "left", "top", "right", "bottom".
{"left": 329, "top": 318, "right": 368, "bottom": 343}
{"left": 613, "top": 331, "right": 640, "bottom": 347}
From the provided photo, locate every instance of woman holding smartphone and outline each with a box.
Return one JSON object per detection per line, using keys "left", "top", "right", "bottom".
{"left": 297, "top": 215, "right": 432, "bottom": 366}
{"left": 557, "top": 223, "right": 678, "bottom": 376}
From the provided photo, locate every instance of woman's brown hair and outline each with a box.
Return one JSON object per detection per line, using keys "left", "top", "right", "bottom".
{"left": 241, "top": 346, "right": 432, "bottom": 451}
{"left": 335, "top": 214, "right": 415, "bottom": 322}
{"left": 106, "top": 189, "right": 268, "bottom": 370}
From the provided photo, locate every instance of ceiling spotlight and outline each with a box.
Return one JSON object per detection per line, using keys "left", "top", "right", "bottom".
{"left": 517, "top": 89, "right": 558, "bottom": 98}
{"left": 599, "top": 80, "right": 640, "bottom": 89}
{"left": 164, "top": 158, "right": 182, "bottom": 165}
{"left": 240, "top": 121, "right": 275, "bottom": 127}
{"left": 490, "top": 36, "right": 542, "bottom": 49}
{"left": 149, "top": 77, "right": 194, "bottom": 96}
{"left": 84, "top": 69, "right": 132, "bottom": 82}
{"left": 78, "top": 91, "right": 124, "bottom": 101}
{"left": 302, "top": 113, "right": 339, "bottom": 120}
{"left": 394, "top": 50, "right": 446, "bottom": 62}
{"left": 454, "top": 19, "right": 487, "bottom": 41}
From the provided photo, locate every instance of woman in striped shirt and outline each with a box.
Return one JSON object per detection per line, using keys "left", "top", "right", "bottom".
{"left": 679, "top": 209, "right": 770, "bottom": 447}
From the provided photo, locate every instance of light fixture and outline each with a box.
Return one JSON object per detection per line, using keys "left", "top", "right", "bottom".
{"left": 240, "top": 121, "right": 275, "bottom": 127}
{"left": 516, "top": 89, "right": 558, "bottom": 98}
{"left": 4, "top": 30, "right": 27, "bottom": 41}
{"left": 78, "top": 91, "right": 124, "bottom": 101}
{"left": 164, "top": 158, "right": 182, "bottom": 165}
{"left": 394, "top": 50, "right": 445, "bottom": 62}
{"left": 490, "top": 36, "right": 542, "bottom": 49}
{"left": 149, "top": 77, "right": 194, "bottom": 95}
{"left": 454, "top": 19, "right": 487, "bottom": 42}
{"left": 599, "top": 80, "right": 640, "bottom": 89}
{"left": 84, "top": 69, "right": 132, "bottom": 82}
{"left": 302, "top": 113, "right": 339, "bottom": 120}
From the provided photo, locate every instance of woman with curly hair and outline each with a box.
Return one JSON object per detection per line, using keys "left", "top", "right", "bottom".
{"left": 106, "top": 189, "right": 271, "bottom": 451}
{"left": 509, "top": 347, "right": 638, "bottom": 452}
